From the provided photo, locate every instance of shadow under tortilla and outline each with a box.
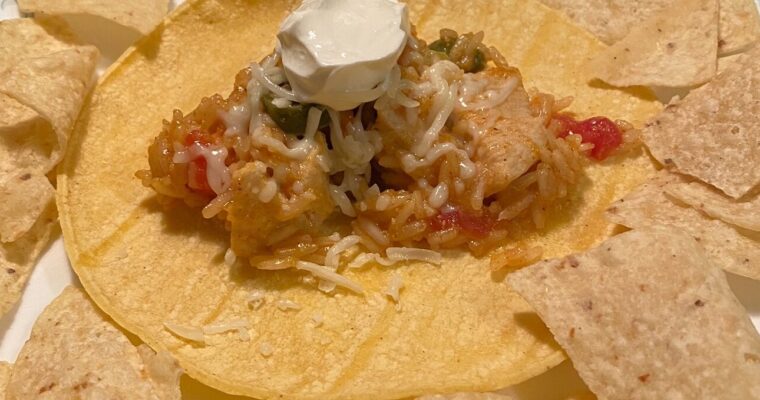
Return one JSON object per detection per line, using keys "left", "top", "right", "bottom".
{"left": 513, "top": 311, "right": 561, "bottom": 351}
{"left": 726, "top": 271, "right": 760, "bottom": 315}
{"left": 142, "top": 195, "right": 317, "bottom": 293}
{"left": 587, "top": 78, "right": 660, "bottom": 104}
{"left": 140, "top": 195, "right": 227, "bottom": 248}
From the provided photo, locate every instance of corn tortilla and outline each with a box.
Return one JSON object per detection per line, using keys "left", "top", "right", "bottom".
{"left": 508, "top": 228, "right": 760, "bottom": 399}
{"left": 58, "top": 0, "right": 661, "bottom": 398}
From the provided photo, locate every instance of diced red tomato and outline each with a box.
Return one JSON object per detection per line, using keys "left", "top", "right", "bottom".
{"left": 187, "top": 157, "right": 213, "bottom": 194}
{"left": 182, "top": 130, "right": 214, "bottom": 195}
{"left": 184, "top": 130, "right": 213, "bottom": 146}
{"left": 430, "top": 208, "right": 495, "bottom": 238}
{"left": 553, "top": 114, "right": 623, "bottom": 161}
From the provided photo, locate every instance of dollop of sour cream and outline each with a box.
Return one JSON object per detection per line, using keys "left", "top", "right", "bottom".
{"left": 277, "top": 0, "right": 410, "bottom": 111}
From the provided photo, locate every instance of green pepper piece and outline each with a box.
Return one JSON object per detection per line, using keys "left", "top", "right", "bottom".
{"left": 468, "top": 49, "right": 487, "bottom": 73}
{"left": 261, "top": 92, "right": 329, "bottom": 135}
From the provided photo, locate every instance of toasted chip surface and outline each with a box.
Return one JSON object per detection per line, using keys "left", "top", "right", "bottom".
{"left": 508, "top": 228, "right": 760, "bottom": 400}
{"left": 0, "top": 200, "right": 56, "bottom": 317}
{"left": 5, "top": 287, "right": 181, "bottom": 400}
{"left": 719, "top": 0, "right": 760, "bottom": 53}
{"left": 606, "top": 171, "right": 760, "bottom": 280}
{"left": 539, "top": 0, "right": 759, "bottom": 54}
{"left": 57, "top": 0, "right": 661, "bottom": 398}
{"left": 586, "top": 0, "right": 717, "bottom": 87}
{"left": 666, "top": 181, "right": 760, "bottom": 232}
{"left": 642, "top": 46, "right": 760, "bottom": 199}
{"left": 0, "top": 17, "right": 98, "bottom": 317}
{"left": 17, "top": 0, "right": 168, "bottom": 35}
{"left": 0, "top": 362, "right": 11, "bottom": 397}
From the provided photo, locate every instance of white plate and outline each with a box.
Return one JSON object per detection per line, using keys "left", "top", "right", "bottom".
{"left": 1, "top": 0, "right": 759, "bottom": 397}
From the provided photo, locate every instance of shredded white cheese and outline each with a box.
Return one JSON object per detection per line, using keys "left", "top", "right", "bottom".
{"left": 276, "top": 299, "right": 302, "bottom": 311}
{"left": 296, "top": 261, "right": 364, "bottom": 294}
{"left": 386, "top": 247, "right": 443, "bottom": 265}
{"left": 325, "top": 235, "right": 362, "bottom": 268}
{"left": 247, "top": 289, "right": 266, "bottom": 309}
{"left": 164, "top": 322, "right": 205, "bottom": 343}
{"left": 384, "top": 271, "right": 404, "bottom": 310}
{"left": 259, "top": 342, "right": 274, "bottom": 357}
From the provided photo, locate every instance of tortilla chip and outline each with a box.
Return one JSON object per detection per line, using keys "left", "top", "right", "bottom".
{"left": 0, "top": 46, "right": 99, "bottom": 172}
{"left": 539, "top": 0, "right": 759, "bottom": 55}
{"left": 0, "top": 362, "right": 10, "bottom": 397}
{"left": 606, "top": 171, "right": 760, "bottom": 280}
{"left": 666, "top": 181, "right": 760, "bottom": 232}
{"left": 17, "top": 0, "right": 168, "bottom": 36}
{"left": 719, "top": 0, "right": 760, "bottom": 53}
{"left": 536, "top": 0, "right": 665, "bottom": 45}
{"left": 0, "top": 200, "right": 57, "bottom": 316}
{"left": 586, "top": 0, "right": 717, "bottom": 88}
{"left": 642, "top": 46, "right": 760, "bottom": 199}
{"left": 0, "top": 173, "right": 55, "bottom": 243}
{"left": 508, "top": 228, "right": 760, "bottom": 399}
{"left": 4, "top": 287, "right": 182, "bottom": 400}
{"left": 57, "top": 0, "right": 662, "bottom": 398}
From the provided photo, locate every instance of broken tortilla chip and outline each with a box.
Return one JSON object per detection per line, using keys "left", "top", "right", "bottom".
{"left": 666, "top": 181, "right": 760, "bottom": 232}
{"left": 0, "top": 18, "right": 98, "bottom": 317}
{"left": 0, "top": 199, "right": 57, "bottom": 317}
{"left": 586, "top": 0, "right": 717, "bottom": 87}
{"left": 508, "top": 228, "right": 760, "bottom": 399}
{"left": 606, "top": 171, "right": 760, "bottom": 280}
{"left": 719, "top": 0, "right": 760, "bottom": 53}
{"left": 539, "top": 0, "right": 760, "bottom": 55}
{"left": 642, "top": 46, "right": 760, "bottom": 199}
{"left": 0, "top": 46, "right": 99, "bottom": 172}
{"left": 0, "top": 362, "right": 10, "bottom": 397}
{"left": 17, "top": 0, "right": 169, "bottom": 36}
{"left": 0, "top": 173, "right": 55, "bottom": 243}
{"left": 4, "top": 287, "right": 182, "bottom": 400}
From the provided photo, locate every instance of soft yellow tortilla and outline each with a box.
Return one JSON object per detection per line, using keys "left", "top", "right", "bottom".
{"left": 58, "top": 0, "right": 661, "bottom": 398}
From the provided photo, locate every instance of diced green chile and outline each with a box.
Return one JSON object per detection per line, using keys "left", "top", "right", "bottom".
{"left": 261, "top": 92, "right": 329, "bottom": 135}
{"left": 428, "top": 37, "right": 487, "bottom": 73}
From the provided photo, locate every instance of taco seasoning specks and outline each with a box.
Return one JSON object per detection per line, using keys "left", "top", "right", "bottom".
{"left": 277, "top": 0, "right": 410, "bottom": 110}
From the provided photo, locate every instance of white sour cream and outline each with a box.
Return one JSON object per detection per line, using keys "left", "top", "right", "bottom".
{"left": 277, "top": 0, "right": 410, "bottom": 111}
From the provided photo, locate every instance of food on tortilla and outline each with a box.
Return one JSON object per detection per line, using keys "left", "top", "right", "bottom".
{"left": 508, "top": 228, "right": 760, "bottom": 399}
{"left": 57, "top": 0, "right": 661, "bottom": 397}
{"left": 606, "top": 171, "right": 760, "bottom": 280}
{"left": 17, "top": 0, "right": 168, "bottom": 36}
{"left": 538, "top": 0, "right": 760, "bottom": 54}
{"left": 0, "top": 17, "right": 98, "bottom": 317}
{"left": 642, "top": 45, "right": 760, "bottom": 199}
{"left": 666, "top": 181, "right": 760, "bottom": 232}
{"left": 4, "top": 287, "right": 182, "bottom": 400}
{"left": 138, "top": 4, "right": 638, "bottom": 277}
{"left": 586, "top": 0, "right": 718, "bottom": 88}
